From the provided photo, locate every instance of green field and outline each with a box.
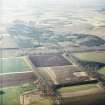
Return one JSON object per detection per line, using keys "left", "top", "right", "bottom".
{"left": 98, "top": 67, "right": 105, "bottom": 75}
{"left": 0, "top": 86, "right": 21, "bottom": 105}
{"left": 58, "top": 83, "right": 97, "bottom": 94}
{"left": 0, "top": 83, "right": 52, "bottom": 105}
{"left": 0, "top": 57, "right": 32, "bottom": 74}
{"left": 73, "top": 52, "right": 105, "bottom": 63}
{"left": 0, "top": 83, "right": 37, "bottom": 105}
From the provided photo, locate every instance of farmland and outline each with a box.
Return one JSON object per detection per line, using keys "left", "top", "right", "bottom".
{"left": 0, "top": 83, "right": 37, "bottom": 105}
{"left": 73, "top": 51, "right": 105, "bottom": 63}
{"left": 98, "top": 67, "right": 105, "bottom": 75}
{"left": 0, "top": 57, "right": 32, "bottom": 74}
{"left": 0, "top": 83, "right": 52, "bottom": 105}
{"left": 63, "top": 92, "right": 105, "bottom": 105}
{"left": 58, "top": 83, "right": 98, "bottom": 94}
{"left": 29, "top": 54, "right": 71, "bottom": 67}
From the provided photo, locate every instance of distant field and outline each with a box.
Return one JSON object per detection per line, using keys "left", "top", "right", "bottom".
{"left": 58, "top": 83, "right": 97, "bottom": 94}
{"left": 73, "top": 52, "right": 105, "bottom": 63}
{"left": 0, "top": 57, "right": 31, "bottom": 74}
{"left": 0, "top": 36, "right": 18, "bottom": 49}
{"left": 98, "top": 67, "right": 105, "bottom": 75}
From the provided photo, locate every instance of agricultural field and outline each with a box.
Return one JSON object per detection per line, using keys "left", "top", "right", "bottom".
{"left": 13, "top": 37, "right": 41, "bottom": 48}
{"left": 0, "top": 36, "right": 18, "bottom": 49}
{"left": 29, "top": 54, "right": 71, "bottom": 67}
{"left": 31, "top": 98, "right": 52, "bottom": 105}
{"left": 58, "top": 83, "right": 105, "bottom": 105}
{"left": 0, "top": 83, "right": 37, "bottom": 105}
{"left": 98, "top": 67, "right": 105, "bottom": 75}
{"left": 63, "top": 92, "right": 105, "bottom": 105}
{"left": 0, "top": 57, "right": 32, "bottom": 74}
{"left": 73, "top": 51, "right": 105, "bottom": 63}
{"left": 58, "top": 83, "right": 98, "bottom": 94}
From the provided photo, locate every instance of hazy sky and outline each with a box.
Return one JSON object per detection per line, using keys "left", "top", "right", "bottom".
{"left": 0, "top": 0, "right": 105, "bottom": 18}
{"left": 1, "top": 0, "right": 105, "bottom": 9}
{"left": 0, "top": 0, "right": 105, "bottom": 35}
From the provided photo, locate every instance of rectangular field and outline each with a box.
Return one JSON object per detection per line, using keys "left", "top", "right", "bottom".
{"left": 58, "top": 83, "right": 97, "bottom": 94}
{"left": 63, "top": 92, "right": 105, "bottom": 105}
{"left": 29, "top": 54, "right": 71, "bottom": 67}
{"left": 73, "top": 51, "right": 105, "bottom": 63}
{"left": 0, "top": 72, "right": 36, "bottom": 87}
{"left": 0, "top": 57, "right": 32, "bottom": 74}
{"left": 38, "top": 65, "right": 92, "bottom": 85}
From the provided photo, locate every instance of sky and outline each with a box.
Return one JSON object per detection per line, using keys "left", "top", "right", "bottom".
{"left": 1, "top": 0, "right": 105, "bottom": 10}
{"left": 0, "top": 0, "right": 105, "bottom": 36}
{"left": 0, "top": 0, "right": 105, "bottom": 24}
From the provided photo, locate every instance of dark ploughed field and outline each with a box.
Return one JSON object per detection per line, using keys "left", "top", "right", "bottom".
{"left": 29, "top": 54, "right": 72, "bottom": 67}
